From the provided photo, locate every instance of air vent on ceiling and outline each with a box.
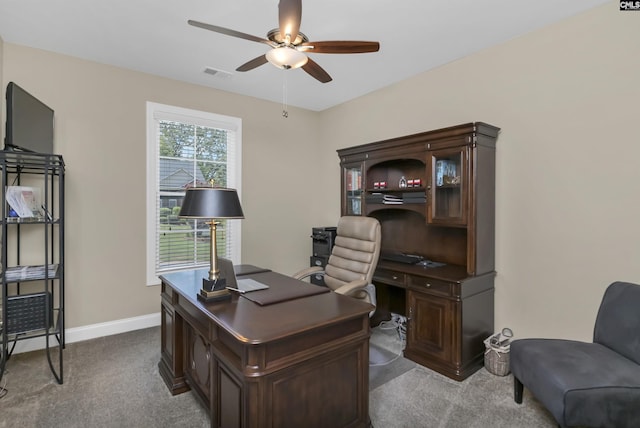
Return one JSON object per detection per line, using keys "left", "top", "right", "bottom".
{"left": 203, "top": 67, "right": 233, "bottom": 79}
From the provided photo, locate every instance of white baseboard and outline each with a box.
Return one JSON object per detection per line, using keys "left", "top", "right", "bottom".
{"left": 8, "top": 312, "right": 161, "bottom": 354}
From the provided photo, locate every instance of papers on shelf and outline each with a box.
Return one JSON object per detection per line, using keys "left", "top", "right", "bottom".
{"left": 5, "top": 186, "right": 42, "bottom": 218}
{"left": 4, "top": 264, "right": 58, "bottom": 281}
{"left": 365, "top": 192, "right": 427, "bottom": 205}
{"left": 383, "top": 195, "right": 403, "bottom": 204}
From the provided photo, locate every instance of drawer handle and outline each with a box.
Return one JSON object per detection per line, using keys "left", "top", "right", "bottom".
{"left": 192, "top": 360, "right": 196, "bottom": 370}
{"left": 425, "top": 283, "right": 431, "bottom": 288}
{"left": 206, "top": 351, "right": 211, "bottom": 361}
{"left": 392, "top": 275, "right": 398, "bottom": 280}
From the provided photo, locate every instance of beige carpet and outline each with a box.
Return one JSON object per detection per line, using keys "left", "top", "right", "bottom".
{"left": 0, "top": 325, "right": 557, "bottom": 427}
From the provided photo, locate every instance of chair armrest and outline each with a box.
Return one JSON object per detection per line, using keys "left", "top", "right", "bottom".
{"left": 334, "top": 279, "right": 369, "bottom": 297}
{"left": 292, "top": 266, "right": 324, "bottom": 280}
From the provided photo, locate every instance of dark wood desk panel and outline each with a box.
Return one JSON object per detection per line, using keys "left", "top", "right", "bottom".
{"left": 159, "top": 267, "right": 373, "bottom": 428}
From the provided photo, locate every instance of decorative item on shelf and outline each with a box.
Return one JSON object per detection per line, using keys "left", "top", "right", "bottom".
{"left": 436, "top": 160, "right": 447, "bottom": 187}
{"left": 413, "top": 178, "right": 422, "bottom": 188}
{"left": 179, "top": 185, "right": 244, "bottom": 303}
{"left": 399, "top": 176, "right": 407, "bottom": 188}
{"left": 373, "top": 181, "right": 380, "bottom": 189}
{"left": 407, "top": 179, "right": 414, "bottom": 188}
{"left": 346, "top": 170, "right": 361, "bottom": 191}
{"left": 443, "top": 162, "right": 459, "bottom": 185}
{"left": 351, "top": 198, "right": 361, "bottom": 215}
{"left": 380, "top": 181, "right": 387, "bottom": 189}
{"left": 443, "top": 174, "right": 460, "bottom": 185}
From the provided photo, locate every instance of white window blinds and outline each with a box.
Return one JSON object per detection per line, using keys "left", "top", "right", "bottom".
{"left": 146, "top": 103, "right": 242, "bottom": 285}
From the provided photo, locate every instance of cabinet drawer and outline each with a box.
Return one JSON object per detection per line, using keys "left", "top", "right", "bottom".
{"left": 407, "top": 276, "right": 454, "bottom": 297}
{"left": 373, "top": 269, "right": 405, "bottom": 287}
{"left": 161, "top": 282, "right": 174, "bottom": 300}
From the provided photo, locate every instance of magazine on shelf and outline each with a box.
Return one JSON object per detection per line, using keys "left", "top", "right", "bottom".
{"left": 5, "top": 186, "right": 42, "bottom": 218}
{"left": 4, "top": 264, "right": 58, "bottom": 281}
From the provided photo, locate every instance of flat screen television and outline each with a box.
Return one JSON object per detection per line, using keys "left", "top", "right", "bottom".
{"left": 4, "top": 82, "right": 55, "bottom": 154}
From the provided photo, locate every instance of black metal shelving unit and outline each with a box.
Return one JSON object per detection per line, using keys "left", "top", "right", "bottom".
{"left": 0, "top": 149, "right": 65, "bottom": 384}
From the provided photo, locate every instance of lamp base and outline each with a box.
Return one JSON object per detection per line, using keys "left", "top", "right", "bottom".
{"left": 197, "top": 277, "right": 231, "bottom": 303}
{"left": 202, "top": 276, "right": 226, "bottom": 292}
{"left": 197, "top": 288, "right": 232, "bottom": 303}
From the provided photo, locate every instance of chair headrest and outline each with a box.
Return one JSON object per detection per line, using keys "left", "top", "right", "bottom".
{"left": 337, "top": 216, "right": 380, "bottom": 242}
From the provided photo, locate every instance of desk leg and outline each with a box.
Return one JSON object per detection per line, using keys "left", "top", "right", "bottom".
{"left": 159, "top": 294, "right": 189, "bottom": 395}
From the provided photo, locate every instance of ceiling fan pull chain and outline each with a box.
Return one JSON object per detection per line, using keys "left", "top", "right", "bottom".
{"left": 282, "top": 71, "right": 289, "bottom": 118}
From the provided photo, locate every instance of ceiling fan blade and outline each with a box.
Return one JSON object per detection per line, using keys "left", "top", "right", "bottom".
{"left": 188, "top": 20, "right": 274, "bottom": 46}
{"left": 236, "top": 55, "right": 268, "bottom": 72}
{"left": 302, "top": 58, "right": 332, "bottom": 83}
{"left": 299, "top": 41, "right": 380, "bottom": 54}
{"left": 278, "top": 0, "right": 302, "bottom": 43}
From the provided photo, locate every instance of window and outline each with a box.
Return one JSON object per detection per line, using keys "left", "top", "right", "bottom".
{"left": 146, "top": 102, "right": 242, "bottom": 285}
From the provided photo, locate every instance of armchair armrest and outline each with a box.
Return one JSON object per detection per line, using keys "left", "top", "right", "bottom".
{"left": 292, "top": 266, "right": 324, "bottom": 281}
{"left": 334, "top": 279, "right": 369, "bottom": 298}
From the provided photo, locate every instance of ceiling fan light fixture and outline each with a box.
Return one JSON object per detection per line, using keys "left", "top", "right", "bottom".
{"left": 266, "top": 46, "right": 308, "bottom": 70}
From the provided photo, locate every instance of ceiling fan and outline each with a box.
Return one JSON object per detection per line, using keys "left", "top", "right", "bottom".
{"left": 188, "top": 0, "right": 380, "bottom": 83}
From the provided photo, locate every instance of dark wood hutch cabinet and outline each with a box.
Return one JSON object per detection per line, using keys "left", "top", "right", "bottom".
{"left": 337, "top": 122, "right": 500, "bottom": 380}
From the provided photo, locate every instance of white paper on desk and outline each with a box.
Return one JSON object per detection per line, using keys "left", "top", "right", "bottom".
{"left": 236, "top": 278, "right": 269, "bottom": 293}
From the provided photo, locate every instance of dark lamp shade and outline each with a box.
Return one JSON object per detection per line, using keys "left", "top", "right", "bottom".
{"left": 179, "top": 187, "right": 244, "bottom": 219}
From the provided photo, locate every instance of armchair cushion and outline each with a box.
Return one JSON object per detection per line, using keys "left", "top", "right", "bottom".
{"left": 511, "top": 339, "right": 640, "bottom": 427}
{"left": 510, "top": 282, "right": 640, "bottom": 428}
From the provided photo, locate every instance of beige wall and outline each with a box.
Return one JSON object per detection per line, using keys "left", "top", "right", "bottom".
{"left": 1, "top": 2, "right": 638, "bottom": 341}
{"left": 1, "top": 45, "right": 326, "bottom": 329}
{"left": 320, "top": 2, "right": 640, "bottom": 341}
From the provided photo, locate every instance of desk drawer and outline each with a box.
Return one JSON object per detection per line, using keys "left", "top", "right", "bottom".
{"left": 373, "top": 269, "right": 405, "bottom": 287}
{"left": 407, "top": 276, "right": 454, "bottom": 297}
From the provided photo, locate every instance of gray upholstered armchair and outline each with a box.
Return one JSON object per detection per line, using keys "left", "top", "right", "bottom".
{"left": 510, "top": 281, "right": 640, "bottom": 428}
{"left": 293, "top": 216, "right": 381, "bottom": 308}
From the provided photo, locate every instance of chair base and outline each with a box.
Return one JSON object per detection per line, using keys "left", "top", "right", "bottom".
{"left": 364, "top": 284, "right": 377, "bottom": 317}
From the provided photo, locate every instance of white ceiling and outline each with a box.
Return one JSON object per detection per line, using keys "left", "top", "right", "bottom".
{"left": 0, "top": 0, "right": 609, "bottom": 111}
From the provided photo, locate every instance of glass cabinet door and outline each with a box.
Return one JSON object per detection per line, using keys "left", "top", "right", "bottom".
{"left": 428, "top": 148, "right": 467, "bottom": 225}
{"left": 343, "top": 164, "right": 363, "bottom": 216}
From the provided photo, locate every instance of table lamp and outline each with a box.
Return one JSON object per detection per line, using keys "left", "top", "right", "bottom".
{"left": 179, "top": 187, "right": 244, "bottom": 302}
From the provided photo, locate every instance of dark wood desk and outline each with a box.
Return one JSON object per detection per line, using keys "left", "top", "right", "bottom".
{"left": 158, "top": 267, "right": 373, "bottom": 428}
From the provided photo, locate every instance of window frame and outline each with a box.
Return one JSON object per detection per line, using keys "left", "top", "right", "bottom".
{"left": 146, "top": 102, "right": 242, "bottom": 286}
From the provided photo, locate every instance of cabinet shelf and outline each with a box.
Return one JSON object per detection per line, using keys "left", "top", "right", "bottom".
{"left": 366, "top": 202, "right": 426, "bottom": 207}
{"left": 366, "top": 187, "right": 426, "bottom": 193}
{"left": 365, "top": 203, "right": 426, "bottom": 217}
{"left": 3, "top": 218, "right": 61, "bottom": 226}
{"left": 367, "top": 201, "right": 426, "bottom": 206}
